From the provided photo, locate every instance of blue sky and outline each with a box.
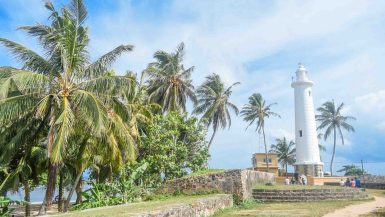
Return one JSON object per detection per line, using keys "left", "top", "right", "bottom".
{"left": 1, "top": 0, "right": 385, "bottom": 175}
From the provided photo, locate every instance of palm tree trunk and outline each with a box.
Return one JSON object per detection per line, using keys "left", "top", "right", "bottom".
{"left": 64, "top": 171, "right": 83, "bottom": 212}
{"left": 39, "top": 114, "right": 57, "bottom": 216}
{"left": 75, "top": 177, "right": 83, "bottom": 204}
{"left": 330, "top": 127, "right": 337, "bottom": 176}
{"left": 208, "top": 129, "right": 217, "bottom": 149}
{"left": 38, "top": 162, "right": 58, "bottom": 216}
{"left": 285, "top": 163, "right": 288, "bottom": 178}
{"left": 58, "top": 171, "right": 64, "bottom": 212}
{"left": 262, "top": 127, "right": 269, "bottom": 173}
{"left": 23, "top": 179, "right": 31, "bottom": 217}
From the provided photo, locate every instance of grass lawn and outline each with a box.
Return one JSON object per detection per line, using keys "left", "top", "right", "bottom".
{"left": 214, "top": 188, "right": 385, "bottom": 217}
{"left": 366, "top": 189, "right": 385, "bottom": 198}
{"left": 213, "top": 200, "right": 368, "bottom": 217}
{"left": 360, "top": 207, "right": 385, "bottom": 217}
{"left": 51, "top": 194, "right": 224, "bottom": 217}
{"left": 359, "top": 189, "right": 385, "bottom": 217}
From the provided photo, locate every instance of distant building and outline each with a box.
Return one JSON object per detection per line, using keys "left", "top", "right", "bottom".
{"left": 291, "top": 63, "right": 324, "bottom": 177}
{"left": 251, "top": 153, "right": 279, "bottom": 176}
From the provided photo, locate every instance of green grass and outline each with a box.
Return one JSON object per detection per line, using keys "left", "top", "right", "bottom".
{"left": 184, "top": 169, "right": 226, "bottom": 177}
{"left": 360, "top": 207, "right": 385, "bottom": 217}
{"left": 213, "top": 200, "right": 368, "bottom": 217}
{"left": 359, "top": 189, "right": 385, "bottom": 217}
{"left": 366, "top": 189, "right": 385, "bottom": 198}
{"left": 52, "top": 194, "right": 224, "bottom": 217}
{"left": 214, "top": 188, "right": 385, "bottom": 217}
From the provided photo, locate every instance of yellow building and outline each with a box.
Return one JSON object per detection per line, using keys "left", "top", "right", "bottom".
{"left": 251, "top": 153, "right": 279, "bottom": 176}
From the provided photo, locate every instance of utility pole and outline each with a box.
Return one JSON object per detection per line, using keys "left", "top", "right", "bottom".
{"left": 361, "top": 159, "right": 365, "bottom": 186}
{"left": 361, "top": 160, "right": 364, "bottom": 171}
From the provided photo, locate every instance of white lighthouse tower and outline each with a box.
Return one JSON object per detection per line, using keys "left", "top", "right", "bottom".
{"left": 291, "top": 63, "right": 323, "bottom": 177}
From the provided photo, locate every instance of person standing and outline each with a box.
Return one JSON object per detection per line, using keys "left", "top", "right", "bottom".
{"left": 285, "top": 177, "right": 290, "bottom": 185}
{"left": 351, "top": 178, "right": 356, "bottom": 188}
{"left": 345, "top": 178, "right": 351, "bottom": 187}
{"left": 355, "top": 177, "right": 361, "bottom": 188}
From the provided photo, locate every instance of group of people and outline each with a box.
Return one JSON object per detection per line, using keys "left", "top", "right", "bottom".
{"left": 340, "top": 177, "right": 361, "bottom": 188}
{"left": 284, "top": 172, "right": 307, "bottom": 185}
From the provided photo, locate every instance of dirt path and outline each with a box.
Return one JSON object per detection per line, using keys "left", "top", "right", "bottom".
{"left": 323, "top": 196, "right": 385, "bottom": 217}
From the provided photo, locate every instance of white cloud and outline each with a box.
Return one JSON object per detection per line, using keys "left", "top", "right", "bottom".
{"left": 354, "top": 90, "right": 385, "bottom": 113}
{"left": 268, "top": 128, "right": 295, "bottom": 141}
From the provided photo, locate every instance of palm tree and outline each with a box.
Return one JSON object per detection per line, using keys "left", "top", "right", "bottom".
{"left": 124, "top": 71, "right": 161, "bottom": 143}
{"left": 0, "top": 0, "right": 135, "bottom": 214}
{"left": 269, "top": 137, "right": 295, "bottom": 177}
{"left": 147, "top": 42, "right": 197, "bottom": 113}
{"left": 241, "top": 93, "right": 280, "bottom": 172}
{"left": 193, "top": 73, "right": 239, "bottom": 149}
{"left": 337, "top": 165, "right": 366, "bottom": 176}
{"left": 316, "top": 101, "right": 355, "bottom": 176}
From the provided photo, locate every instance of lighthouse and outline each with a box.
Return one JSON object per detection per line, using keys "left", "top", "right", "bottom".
{"left": 291, "top": 63, "right": 323, "bottom": 177}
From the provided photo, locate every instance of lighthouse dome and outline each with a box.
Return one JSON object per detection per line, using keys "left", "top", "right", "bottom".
{"left": 295, "top": 63, "right": 310, "bottom": 82}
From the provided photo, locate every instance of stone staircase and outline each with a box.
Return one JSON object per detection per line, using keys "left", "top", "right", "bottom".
{"left": 252, "top": 188, "right": 368, "bottom": 202}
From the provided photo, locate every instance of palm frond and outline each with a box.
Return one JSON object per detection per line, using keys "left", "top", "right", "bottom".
{"left": 76, "top": 75, "right": 134, "bottom": 97}
{"left": 72, "top": 90, "right": 108, "bottom": 134}
{"left": 51, "top": 97, "right": 74, "bottom": 163}
{"left": 69, "top": 0, "right": 88, "bottom": 25}
{"left": 84, "top": 45, "right": 133, "bottom": 78}
{"left": 0, "top": 67, "right": 53, "bottom": 94}
{"left": 0, "top": 39, "right": 52, "bottom": 74}
{"left": 0, "top": 93, "right": 42, "bottom": 125}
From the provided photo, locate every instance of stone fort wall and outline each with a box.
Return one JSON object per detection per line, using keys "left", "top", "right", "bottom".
{"left": 253, "top": 188, "right": 368, "bottom": 202}
{"left": 157, "top": 169, "right": 275, "bottom": 203}
{"left": 360, "top": 174, "right": 385, "bottom": 189}
{"left": 135, "top": 194, "right": 233, "bottom": 217}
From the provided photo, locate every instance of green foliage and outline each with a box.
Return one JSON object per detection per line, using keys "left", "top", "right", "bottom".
{"left": 71, "top": 181, "right": 120, "bottom": 210}
{"left": 237, "top": 199, "right": 263, "bottom": 209}
{"left": 337, "top": 165, "right": 367, "bottom": 176}
{"left": 72, "top": 163, "right": 151, "bottom": 210}
{"left": 138, "top": 112, "right": 209, "bottom": 185}
{"left": 0, "top": 196, "right": 24, "bottom": 217}
{"left": 0, "top": 0, "right": 220, "bottom": 214}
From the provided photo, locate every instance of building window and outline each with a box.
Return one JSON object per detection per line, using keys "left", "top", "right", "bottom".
{"left": 299, "top": 130, "right": 302, "bottom": 137}
{"left": 263, "top": 158, "right": 272, "bottom": 163}
{"left": 309, "top": 90, "right": 311, "bottom": 96}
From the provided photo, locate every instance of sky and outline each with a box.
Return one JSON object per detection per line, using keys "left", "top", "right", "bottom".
{"left": 0, "top": 0, "right": 385, "bottom": 175}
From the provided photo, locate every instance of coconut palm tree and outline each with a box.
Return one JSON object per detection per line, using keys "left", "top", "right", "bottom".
{"left": 124, "top": 71, "right": 161, "bottom": 143}
{"left": 0, "top": 0, "right": 135, "bottom": 214}
{"left": 193, "top": 73, "right": 239, "bottom": 149}
{"left": 269, "top": 137, "right": 295, "bottom": 177}
{"left": 337, "top": 165, "right": 366, "bottom": 176}
{"left": 316, "top": 101, "right": 355, "bottom": 176}
{"left": 241, "top": 93, "right": 280, "bottom": 172}
{"left": 147, "top": 43, "right": 197, "bottom": 113}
